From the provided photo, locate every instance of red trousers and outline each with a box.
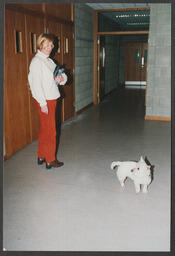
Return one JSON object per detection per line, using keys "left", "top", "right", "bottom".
{"left": 35, "top": 99, "right": 57, "bottom": 163}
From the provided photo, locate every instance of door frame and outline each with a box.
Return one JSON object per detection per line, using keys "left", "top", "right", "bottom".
{"left": 93, "top": 7, "right": 150, "bottom": 104}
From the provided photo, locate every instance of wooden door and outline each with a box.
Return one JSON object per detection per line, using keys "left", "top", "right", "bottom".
{"left": 4, "top": 10, "right": 31, "bottom": 157}
{"left": 25, "top": 14, "right": 44, "bottom": 141}
{"left": 125, "top": 42, "right": 148, "bottom": 86}
{"left": 47, "top": 20, "right": 62, "bottom": 64}
{"left": 99, "top": 36, "right": 106, "bottom": 101}
{"left": 61, "top": 23, "right": 74, "bottom": 121}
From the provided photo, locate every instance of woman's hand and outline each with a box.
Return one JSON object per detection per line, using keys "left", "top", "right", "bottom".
{"left": 41, "top": 105, "right": 48, "bottom": 114}
{"left": 54, "top": 75, "right": 64, "bottom": 84}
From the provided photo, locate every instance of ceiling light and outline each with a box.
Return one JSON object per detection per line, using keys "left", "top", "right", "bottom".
{"left": 127, "top": 22, "right": 149, "bottom": 25}
{"left": 116, "top": 12, "right": 149, "bottom": 19}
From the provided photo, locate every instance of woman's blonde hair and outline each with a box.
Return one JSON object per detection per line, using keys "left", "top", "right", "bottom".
{"left": 37, "top": 33, "right": 54, "bottom": 50}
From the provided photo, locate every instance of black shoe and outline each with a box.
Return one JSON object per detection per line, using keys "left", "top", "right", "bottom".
{"left": 46, "top": 160, "right": 64, "bottom": 169}
{"left": 38, "top": 157, "right": 45, "bottom": 165}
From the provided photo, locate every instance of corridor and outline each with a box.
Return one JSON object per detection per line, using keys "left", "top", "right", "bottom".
{"left": 3, "top": 88, "right": 171, "bottom": 251}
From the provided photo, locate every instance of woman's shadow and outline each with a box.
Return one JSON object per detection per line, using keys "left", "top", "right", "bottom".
{"left": 50, "top": 35, "right": 66, "bottom": 160}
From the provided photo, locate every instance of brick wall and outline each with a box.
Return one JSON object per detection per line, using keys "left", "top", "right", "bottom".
{"left": 74, "top": 3, "right": 94, "bottom": 112}
{"left": 146, "top": 4, "right": 171, "bottom": 118}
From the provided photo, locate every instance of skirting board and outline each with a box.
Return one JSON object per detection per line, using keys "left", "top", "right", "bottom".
{"left": 145, "top": 115, "right": 171, "bottom": 121}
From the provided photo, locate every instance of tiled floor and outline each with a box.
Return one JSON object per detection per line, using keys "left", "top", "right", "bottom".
{"left": 3, "top": 88, "right": 171, "bottom": 251}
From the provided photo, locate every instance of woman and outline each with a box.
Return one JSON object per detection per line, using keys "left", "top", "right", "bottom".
{"left": 28, "top": 33, "right": 66, "bottom": 169}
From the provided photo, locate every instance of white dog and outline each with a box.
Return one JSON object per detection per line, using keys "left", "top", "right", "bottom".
{"left": 111, "top": 156, "right": 152, "bottom": 193}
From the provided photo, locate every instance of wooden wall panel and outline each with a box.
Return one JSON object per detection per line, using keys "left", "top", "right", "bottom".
{"left": 5, "top": 9, "right": 31, "bottom": 157}
{"left": 5, "top": 3, "right": 73, "bottom": 22}
{"left": 25, "top": 15, "right": 45, "bottom": 141}
{"left": 9, "top": 3, "right": 43, "bottom": 13}
{"left": 4, "top": 5, "right": 75, "bottom": 158}
{"left": 61, "top": 24, "right": 74, "bottom": 121}
{"left": 47, "top": 20, "right": 75, "bottom": 121}
{"left": 47, "top": 20, "right": 62, "bottom": 64}
{"left": 45, "top": 3, "right": 72, "bottom": 22}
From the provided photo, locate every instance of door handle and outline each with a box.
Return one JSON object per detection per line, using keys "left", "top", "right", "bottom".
{"left": 64, "top": 37, "right": 69, "bottom": 54}
{"left": 141, "top": 57, "right": 144, "bottom": 68}
{"left": 102, "top": 47, "right": 105, "bottom": 67}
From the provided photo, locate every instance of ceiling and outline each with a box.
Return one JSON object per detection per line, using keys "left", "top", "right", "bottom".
{"left": 86, "top": 3, "right": 150, "bottom": 31}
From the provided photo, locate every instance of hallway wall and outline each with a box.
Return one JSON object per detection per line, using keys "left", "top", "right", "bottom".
{"left": 74, "top": 4, "right": 94, "bottom": 112}
{"left": 74, "top": 3, "right": 171, "bottom": 118}
{"left": 146, "top": 4, "right": 171, "bottom": 118}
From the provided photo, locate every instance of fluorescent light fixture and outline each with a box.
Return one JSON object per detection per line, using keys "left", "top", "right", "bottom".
{"left": 116, "top": 13, "right": 149, "bottom": 18}
{"left": 127, "top": 22, "right": 149, "bottom": 25}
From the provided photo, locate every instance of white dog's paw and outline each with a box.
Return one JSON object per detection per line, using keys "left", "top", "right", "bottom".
{"left": 142, "top": 185, "right": 148, "bottom": 193}
{"left": 134, "top": 183, "right": 140, "bottom": 193}
{"left": 142, "top": 189, "right": 148, "bottom": 193}
{"left": 135, "top": 187, "right": 140, "bottom": 193}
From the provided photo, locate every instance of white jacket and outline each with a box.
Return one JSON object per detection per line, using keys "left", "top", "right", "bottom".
{"left": 28, "top": 50, "right": 60, "bottom": 107}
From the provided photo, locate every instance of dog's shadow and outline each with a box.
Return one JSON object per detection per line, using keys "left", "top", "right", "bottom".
{"left": 144, "top": 156, "right": 155, "bottom": 183}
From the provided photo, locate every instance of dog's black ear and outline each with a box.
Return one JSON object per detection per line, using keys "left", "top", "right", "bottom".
{"left": 144, "top": 156, "right": 152, "bottom": 166}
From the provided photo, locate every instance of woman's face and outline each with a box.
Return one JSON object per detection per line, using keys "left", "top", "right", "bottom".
{"left": 40, "top": 40, "right": 54, "bottom": 56}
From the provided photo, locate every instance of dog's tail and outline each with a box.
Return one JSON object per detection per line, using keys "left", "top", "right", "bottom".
{"left": 111, "top": 161, "right": 121, "bottom": 170}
